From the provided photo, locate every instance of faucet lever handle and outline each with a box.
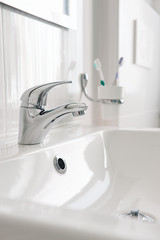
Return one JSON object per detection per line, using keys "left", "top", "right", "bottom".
{"left": 20, "top": 81, "right": 72, "bottom": 109}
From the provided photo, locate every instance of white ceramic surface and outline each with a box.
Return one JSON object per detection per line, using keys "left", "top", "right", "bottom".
{"left": 1, "top": 126, "right": 160, "bottom": 239}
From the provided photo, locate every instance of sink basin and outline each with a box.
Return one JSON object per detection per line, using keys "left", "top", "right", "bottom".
{"left": 0, "top": 127, "right": 160, "bottom": 239}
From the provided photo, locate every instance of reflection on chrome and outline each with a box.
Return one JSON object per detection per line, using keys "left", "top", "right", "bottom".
{"left": 18, "top": 81, "right": 87, "bottom": 145}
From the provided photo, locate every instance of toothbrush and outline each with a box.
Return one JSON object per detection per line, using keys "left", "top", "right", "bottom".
{"left": 113, "top": 57, "right": 124, "bottom": 86}
{"left": 93, "top": 58, "right": 105, "bottom": 86}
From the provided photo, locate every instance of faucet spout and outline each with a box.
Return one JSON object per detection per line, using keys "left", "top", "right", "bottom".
{"left": 40, "top": 102, "right": 87, "bottom": 130}
{"left": 18, "top": 82, "right": 88, "bottom": 145}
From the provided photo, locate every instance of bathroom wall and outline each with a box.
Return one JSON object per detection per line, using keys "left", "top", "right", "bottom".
{"left": 144, "top": 0, "right": 160, "bottom": 14}
{"left": 84, "top": 0, "right": 160, "bottom": 128}
{"left": 144, "top": 0, "right": 154, "bottom": 5}
{"left": 83, "top": 0, "right": 120, "bottom": 126}
{"left": 152, "top": 0, "right": 160, "bottom": 14}
{"left": 1, "top": 0, "right": 160, "bottom": 148}
{"left": 0, "top": 1, "right": 92, "bottom": 147}
{"left": 119, "top": 0, "right": 160, "bottom": 127}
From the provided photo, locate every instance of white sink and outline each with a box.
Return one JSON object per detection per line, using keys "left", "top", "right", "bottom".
{"left": 0, "top": 127, "right": 160, "bottom": 240}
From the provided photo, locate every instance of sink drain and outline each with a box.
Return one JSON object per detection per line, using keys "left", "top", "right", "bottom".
{"left": 122, "top": 209, "right": 154, "bottom": 223}
{"left": 53, "top": 155, "right": 67, "bottom": 174}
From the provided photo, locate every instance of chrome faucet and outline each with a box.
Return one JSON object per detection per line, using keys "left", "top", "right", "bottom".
{"left": 18, "top": 81, "right": 87, "bottom": 145}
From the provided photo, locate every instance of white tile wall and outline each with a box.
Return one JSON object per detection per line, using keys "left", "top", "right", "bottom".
{"left": 0, "top": 2, "right": 86, "bottom": 146}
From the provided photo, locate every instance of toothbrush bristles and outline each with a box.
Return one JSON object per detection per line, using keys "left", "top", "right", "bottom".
{"left": 93, "top": 58, "right": 105, "bottom": 86}
{"left": 119, "top": 57, "right": 124, "bottom": 66}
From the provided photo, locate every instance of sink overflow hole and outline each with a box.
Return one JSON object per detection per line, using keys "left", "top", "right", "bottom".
{"left": 53, "top": 155, "right": 67, "bottom": 174}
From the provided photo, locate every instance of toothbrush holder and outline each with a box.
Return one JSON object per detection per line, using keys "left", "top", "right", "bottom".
{"left": 81, "top": 73, "right": 124, "bottom": 123}
{"left": 98, "top": 86, "right": 124, "bottom": 103}
{"left": 81, "top": 73, "right": 124, "bottom": 104}
{"left": 98, "top": 85, "right": 124, "bottom": 122}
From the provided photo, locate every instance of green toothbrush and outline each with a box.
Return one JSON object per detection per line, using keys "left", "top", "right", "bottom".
{"left": 94, "top": 58, "right": 105, "bottom": 86}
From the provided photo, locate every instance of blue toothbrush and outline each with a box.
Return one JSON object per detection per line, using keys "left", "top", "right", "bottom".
{"left": 113, "top": 57, "right": 124, "bottom": 86}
